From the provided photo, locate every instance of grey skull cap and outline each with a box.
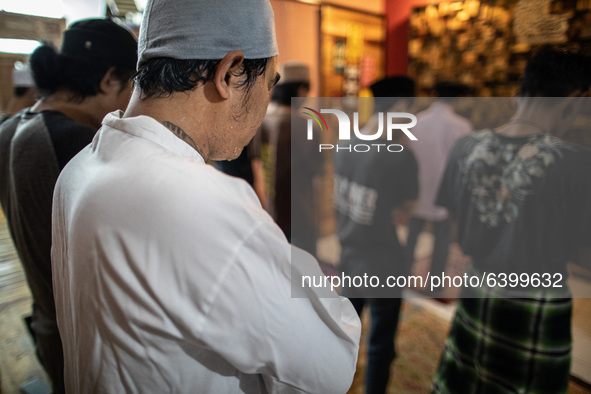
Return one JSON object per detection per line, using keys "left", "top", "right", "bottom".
{"left": 138, "top": 0, "right": 279, "bottom": 67}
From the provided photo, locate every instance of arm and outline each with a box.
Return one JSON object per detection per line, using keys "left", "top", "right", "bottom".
{"left": 572, "top": 247, "right": 591, "bottom": 273}
{"left": 200, "top": 221, "right": 361, "bottom": 393}
{"left": 392, "top": 200, "right": 417, "bottom": 227}
{"left": 392, "top": 150, "right": 419, "bottom": 226}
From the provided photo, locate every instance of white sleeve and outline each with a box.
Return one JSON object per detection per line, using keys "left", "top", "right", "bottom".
{"left": 199, "top": 221, "right": 361, "bottom": 394}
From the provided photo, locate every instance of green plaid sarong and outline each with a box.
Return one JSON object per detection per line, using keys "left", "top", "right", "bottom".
{"left": 431, "top": 284, "right": 572, "bottom": 393}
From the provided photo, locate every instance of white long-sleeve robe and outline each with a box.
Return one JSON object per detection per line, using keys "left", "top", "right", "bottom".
{"left": 51, "top": 111, "right": 360, "bottom": 394}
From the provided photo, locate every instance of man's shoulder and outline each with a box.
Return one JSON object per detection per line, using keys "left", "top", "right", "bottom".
{"left": 58, "top": 149, "right": 273, "bottom": 244}
{"left": 433, "top": 107, "right": 472, "bottom": 133}
{"left": 153, "top": 166, "right": 273, "bottom": 242}
{"left": 0, "top": 111, "right": 22, "bottom": 145}
{"left": 414, "top": 106, "right": 471, "bottom": 134}
{"left": 41, "top": 110, "right": 96, "bottom": 136}
{"left": 460, "top": 129, "right": 488, "bottom": 144}
{"left": 6, "top": 111, "right": 93, "bottom": 148}
{"left": 449, "top": 111, "right": 472, "bottom": 128}
{"left": 439, "top": 130, "right": 485, "bottom": 161}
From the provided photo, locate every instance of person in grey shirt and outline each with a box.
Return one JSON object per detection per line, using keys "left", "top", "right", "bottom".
{"left": 0, "top": 19, "right": 137, "bottom": 393}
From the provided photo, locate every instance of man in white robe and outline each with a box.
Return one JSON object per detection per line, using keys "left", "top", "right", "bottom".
{"left": 51, "top": 0, "right": 361, "bottom": 393}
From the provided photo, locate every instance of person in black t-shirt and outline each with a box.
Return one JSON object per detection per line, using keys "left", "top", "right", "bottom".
{"left": 256, "top": 62, "right": 322, "bottom": 255}
{"left": 0, "top": 19, "right": 137, "bottom": 394}
{"left": 431, "top": 49, "right": 591, "bottom": 394}
{"left": 334, "top": 76, "right": 418, "bottom": 394}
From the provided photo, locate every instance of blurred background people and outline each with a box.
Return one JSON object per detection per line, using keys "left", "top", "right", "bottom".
{"left": 213, "top": 140, "right": 266, "bottom": 205}
{"left": 405, "top": 81, "right": 472, "bottom": 287}
{"left": 0, "top": 19, "right": 137, "bottom": 393}
{"left": 257, "top": 61, "right": 323, "bottom": 256}
{"left": 334, "top": 76, "right": 418, "bottom": 394}
{"left": 432, "top": 48, "right": 591, "bottom": 394}
{"left": 1, "top": 63, "right": 37, "bottom": 123}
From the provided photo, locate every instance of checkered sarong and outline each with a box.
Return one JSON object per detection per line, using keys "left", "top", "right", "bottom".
{"left": 431, "top": 283, "right": 572, "bottom": 393}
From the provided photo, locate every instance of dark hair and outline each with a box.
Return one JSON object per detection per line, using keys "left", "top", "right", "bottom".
{"left": 519, "top": 48, "right": 591, "bottom": 97}
{"left": 14, "top": 87, "right": 32, "bottom": 97}
{"left": 370, "top": 76, "right": 415, "bottom": 113}
{"left": 29, "top": 18, "right": 137, "bottom": 102}
{"left": 434, "top": 81, "right": 471, "bottom": 97}
{"left": 270, "top": 82, "right": 309, "bottom": 106}
{"left": 135, "top": 57, "right": 271, "bottom": 100}
{"left": 370, "top": 76, "right": 415, "bottom": 98}
{"left": 30, "top": 43, "right": 136, "bottom": 102}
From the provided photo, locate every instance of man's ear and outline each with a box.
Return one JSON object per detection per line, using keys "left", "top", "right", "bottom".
{"left": 214, "top": 50, "right": 245, "bottom": 100}
{"left": 98, "top": 67, "right": 120, "bottom": 95}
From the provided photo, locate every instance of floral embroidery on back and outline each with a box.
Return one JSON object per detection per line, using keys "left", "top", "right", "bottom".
{"left": 461, "top": 130, "right": 571, "bottom": 227}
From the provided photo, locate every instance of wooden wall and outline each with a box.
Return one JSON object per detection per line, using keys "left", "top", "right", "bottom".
{"left": 0, "top": 12, "right": 65, "bottom": 116}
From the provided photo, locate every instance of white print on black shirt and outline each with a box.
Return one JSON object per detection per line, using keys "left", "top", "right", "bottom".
{"left": 334, "top": 174, "right": 378, "bottom": 225}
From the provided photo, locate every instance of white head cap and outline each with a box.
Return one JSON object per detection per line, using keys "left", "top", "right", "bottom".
{"left": 278, "top": 61, "right": 310, "bottom": 85}
{"left": 138, "top": 0, "right": 279, "bottom": 67}
{"left": 12, "top": 63, "right": 35, "bottom": 88}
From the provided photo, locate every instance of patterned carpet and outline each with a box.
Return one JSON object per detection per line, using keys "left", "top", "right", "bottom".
{"left": 347, "top": 301, "right": 451, "bottom": 394}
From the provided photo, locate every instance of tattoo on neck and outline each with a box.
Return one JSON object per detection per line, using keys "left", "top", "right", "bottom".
{"left": 162, "top": 121, "right": 203, "bottom": 156}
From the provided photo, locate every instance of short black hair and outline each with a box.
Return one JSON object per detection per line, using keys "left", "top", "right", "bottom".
{"left": 370, "top": 76, "right": 415, "bottom": 98}
{"left": 135, "top": 57, "right": 271, "bottom": 100}
{"left": 14, "top": 87, "right": 32, "bottom": 97}
{"left": 270, "top": 82, "right": 309, "bottom": 106}
{"left": 370, "top": 76, "right": 415, "bottom": 113}
{"left": 29, "top": 43, "right": 136, "bottom": 102}
{"left": 434, "top": 81, "right": 471, "bottom": 97}
{"left": 29, "top": 18, "right": 137, "bottom": 102}
{"left": 519, "top": 48, "right": 591, "bottom": 97}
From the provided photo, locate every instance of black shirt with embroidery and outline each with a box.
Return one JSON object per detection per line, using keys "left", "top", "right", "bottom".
{"left": 436, "top": 130, "right": 591, "bottom": 276}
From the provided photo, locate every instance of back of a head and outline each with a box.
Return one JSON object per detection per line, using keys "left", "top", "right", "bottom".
{"left": 29, "top": 18, "right": 137, "bottom": 100}
{"left": 519, "top": 48, "right": 591, "bottom": 97}
{"left": 370, "top": 76, "right": 415, "bottom": 98}
{"left": 271, "top": 61, "right": 310, "bottom": 106}
{"left": 434, "top": 81, "right": 470, "bottom": 98}
{"left": 135, "top": 0, "right": 278, "bottom": 99}
{"left": 370, "top": 76, "right": 415, "bottom": 113}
